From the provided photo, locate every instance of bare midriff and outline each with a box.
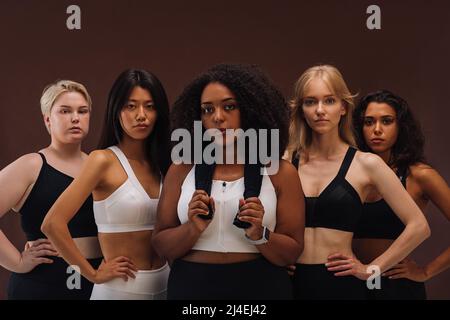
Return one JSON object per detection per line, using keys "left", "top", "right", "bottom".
{"left": 298, "top": 227, "right": 354, "bottom": 264}
{"left": 99, "top": 230, "right": 165, "bottom": 270}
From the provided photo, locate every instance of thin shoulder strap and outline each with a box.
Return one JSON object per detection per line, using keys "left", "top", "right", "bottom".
{"left": 291, "top": 151, "right": 299, "bottom": 169}
{"left": 337, "top": 147, "right": 357, "bottom": 178}
{"left": 398, "top": 166, "right": 408, "bottom": 188}
{"left": 108, "top": 146, "right": 134, "bottom": 176}
{"left": 37, "top": 152, "right": 47, "bottom": 164}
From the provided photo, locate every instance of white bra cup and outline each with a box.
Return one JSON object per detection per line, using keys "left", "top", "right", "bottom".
{"left": 93, "top": 146, "right": 161, "bottom": 233}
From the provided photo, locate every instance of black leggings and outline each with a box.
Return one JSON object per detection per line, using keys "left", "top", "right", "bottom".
{"left": 168, "top": 257, "right": 293, "bottom": 300}
{"left": 365, "top": 276, "right": 426, "bottom": 300}
{"left": 293, "top": 263, "right": 366, "bottom": 300}
{"left": 8, "top": 257, "right": 102, "bottom": 300}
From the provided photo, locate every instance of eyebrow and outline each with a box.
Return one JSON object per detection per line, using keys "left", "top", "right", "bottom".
{"left": 58, "top": 105, "right": 89, "bottom": 109}
{"left": 128, "top": 99, "right": 154, "bottom": 103}
{"left": 201, "top": 97, "right": 236, "bottom": 104}
{"left": 303, "top": 94, "right": 335, "bottom": 99}
{"left": 364, "top": 115, "right": 395, "bottom": 118}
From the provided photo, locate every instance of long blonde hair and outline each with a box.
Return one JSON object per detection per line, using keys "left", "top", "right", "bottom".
{"left": 287, "top": 65, "right": 357, "bottom": 160}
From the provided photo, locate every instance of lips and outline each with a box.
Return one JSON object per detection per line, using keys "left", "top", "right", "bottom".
{"left": 370, "top": 138, "right": 384, "bottom": 144}
{"left": 135, "top": 124, "right": 149, "bottom": 129}
{"left": 69, "top": 127, "right": 82, "bottom": 132}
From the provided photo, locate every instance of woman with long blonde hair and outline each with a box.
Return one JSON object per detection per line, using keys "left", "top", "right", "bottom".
{"left": 287, "top": 65, "right": 430, "bottom": 299}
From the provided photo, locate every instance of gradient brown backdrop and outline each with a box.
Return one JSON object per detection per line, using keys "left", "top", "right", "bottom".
{"left": 0, "top": 0, "right": 449, "bottom": 299}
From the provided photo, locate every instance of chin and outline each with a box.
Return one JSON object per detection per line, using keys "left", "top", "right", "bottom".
{"left": 368, "top": 144, "right": 388, "bottom": 154}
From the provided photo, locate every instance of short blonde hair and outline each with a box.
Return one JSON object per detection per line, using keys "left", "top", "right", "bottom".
{"left": 288, "top": 65, "right": 357, "bottom": 159}
{"left": 40, "top": 80, "right": 92, "bottom": 116}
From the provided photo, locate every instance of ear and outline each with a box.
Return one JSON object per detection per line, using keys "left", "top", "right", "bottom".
{"left": 340, "top": 103, "right": 347, "bottom": 116}
{"left": 43, "top": 114, "right": 51, "bottom": 132}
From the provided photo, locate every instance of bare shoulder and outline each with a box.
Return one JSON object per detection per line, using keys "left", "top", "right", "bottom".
{"left": 271, "top": 159, "right": 298, "bottom": 177}
{"left": 5, "top": 153, "right": 43, "bottom": 178}
{"left": 268, "top": 159, "right": 300, "bottom": 189}
{"left": 165, "top": 163, "right": 194, "bottom": 184}
{"left": 354, "top": 150, "right": 385, "bottom": 171}
{"left": 409, "top": 162, "right": 442, "bottom": 184}
{"left": 85, "top": 149, "right": 116, "bottom": 171}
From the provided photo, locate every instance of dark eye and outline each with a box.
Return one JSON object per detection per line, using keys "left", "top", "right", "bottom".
{"left": 364, "top": 118, "right": 374, "bottom": 126}
{"left": 146, "top": 104, "right": 155, "bottom": 110}
{"left": 303, "top": 99, "right": 315, "bottom": 107}
{"left": 324, "top": 97, "right": 336, "bottom": 105}
{"left": 382, "top": 118, "right": 394, "bottom": 125}
{"left": 201, "top": 105, "right": 214, "bottom": 114}
{"left": 224, "top": 104, "right": 236, "bottom": 111}
{"left": 127, "top": 104, "right": 136, "bottom": 110}
{"left": 79, "top": 109, "right": 89, "bottom": 114}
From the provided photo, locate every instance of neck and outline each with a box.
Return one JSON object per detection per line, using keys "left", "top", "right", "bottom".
{"left": 48, "top": 139, "right": 82, "bottom": 159}
{"left": 377, "top": 149, "right": 391, "bottom": 165}
{"left": 118, "top": 136, "right": 147, "bottom": 161}
{"left": 309, "top": 129, "right": 348, "bottom": 158}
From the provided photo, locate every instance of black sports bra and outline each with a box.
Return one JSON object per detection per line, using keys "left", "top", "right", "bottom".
{"left": 20, "top": 153, "right": 98, "bottom": 241}
{"left": 354, "top": 167, "right": 407, "bottom": 239}
{"left": 292, "top": 147, "right": 363, "bottom": 232}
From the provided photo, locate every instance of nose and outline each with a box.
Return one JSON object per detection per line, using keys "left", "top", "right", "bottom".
{"left": 315, "top": 101, "right": 325, "bottom": 115}
{"left": 72, "top": 111, "right": 80, "bottom": 123}
{"left": 136, "top": 105, "right": 147, "bottom": 122}
{"left": 374, "top": 121, "right": 382, "bottom": 135}
{"left": 212, "top": 106, "right": 225, "bottom": 123}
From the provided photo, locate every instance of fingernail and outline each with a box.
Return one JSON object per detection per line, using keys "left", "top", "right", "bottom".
{"left": 325, "top": 263, "right": 329, "bottom": 266}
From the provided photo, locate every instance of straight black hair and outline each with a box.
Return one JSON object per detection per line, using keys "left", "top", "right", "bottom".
{"left": 98, "top": 69, "right": 171, "bottom": 176}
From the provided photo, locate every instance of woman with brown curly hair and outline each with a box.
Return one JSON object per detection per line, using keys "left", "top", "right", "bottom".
{"left": 353, "top": 90, "right": 450, "bottom": 299}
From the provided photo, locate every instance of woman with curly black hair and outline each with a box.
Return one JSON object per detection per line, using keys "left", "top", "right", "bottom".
{"left": 353, "top": 90, "right": 450, "bottom": 299}
{"left": 152, "top": 63, "right": 305, "bottom": 300}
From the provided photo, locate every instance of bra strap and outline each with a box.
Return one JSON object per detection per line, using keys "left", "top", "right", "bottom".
{"left": 291, "top": 151, "right": 299, "bottom": 169}
{"left": 337, "top": 147, "right": 357, "bottom": 178}
{"left": 37, "top": 152, "right": 47, "bottom": 165}
{"left": 108, "top": 146, "right": 135, "bottom": 177}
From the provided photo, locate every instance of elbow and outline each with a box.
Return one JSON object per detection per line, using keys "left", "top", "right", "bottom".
{"left": 420, "top": 221, "right": 431, "bottom": 241}
{"left": 151, "top": 232, "right": 164, "bottom": 258}
{"left": 41, "top": 216, "right": 56, "bottom": 237}
{"left": 409, "top": 219, "right": 431, "bottom": 243}
{"left": 282, "top": 241, "right": 303, "bottom": 266}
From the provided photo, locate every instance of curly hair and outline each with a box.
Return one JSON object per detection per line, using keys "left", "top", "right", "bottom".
{"left": 170, "top": 63, "right": 289, "bottom": 160}
{"left": 353, "top": 90, "right": 426, "bottom": 170}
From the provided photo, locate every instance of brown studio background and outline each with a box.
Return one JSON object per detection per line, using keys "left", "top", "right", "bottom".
{"left": 0, "top": 0, "right": 449, "bottom": 299}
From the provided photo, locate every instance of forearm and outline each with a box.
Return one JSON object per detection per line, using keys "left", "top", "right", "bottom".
{"left": 370, "top": 221, "right": 430, "bottom": 272}
{"left": 424, "top": 247, "right": 450, "bottom": 280}
{"left": 153, "top": 222, "right": 201, "bottom": 261}
{"left": 257, "top": 233, "right": 303, "bottom": 266}
{"left": 0, "top": 230, "right": 22, "bottom": 272}
{"left": 41, "top": 218, "right": 97, "bottom": 282}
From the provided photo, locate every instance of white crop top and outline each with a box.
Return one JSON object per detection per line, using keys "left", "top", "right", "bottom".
{"left": 93, "top": 146, "right": 161, "bottom": 233}
{"left": 177, "top": 165, "right": 277, "bottom": 253}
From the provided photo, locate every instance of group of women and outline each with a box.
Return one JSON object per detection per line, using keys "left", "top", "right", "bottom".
{"left": 0, "top": 64, "right": 449, "bottom": 300}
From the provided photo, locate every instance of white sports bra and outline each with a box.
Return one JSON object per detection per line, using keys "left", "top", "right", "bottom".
{"left": 93, "top": 146, "right": 161, "bottom": 233}
{"left": 177, "top": 165, "right": 277, "bottom": 253}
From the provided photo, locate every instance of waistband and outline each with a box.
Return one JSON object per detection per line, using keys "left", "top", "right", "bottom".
{"left": 98, "top": 262, "right": 169, "bottom": 295}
